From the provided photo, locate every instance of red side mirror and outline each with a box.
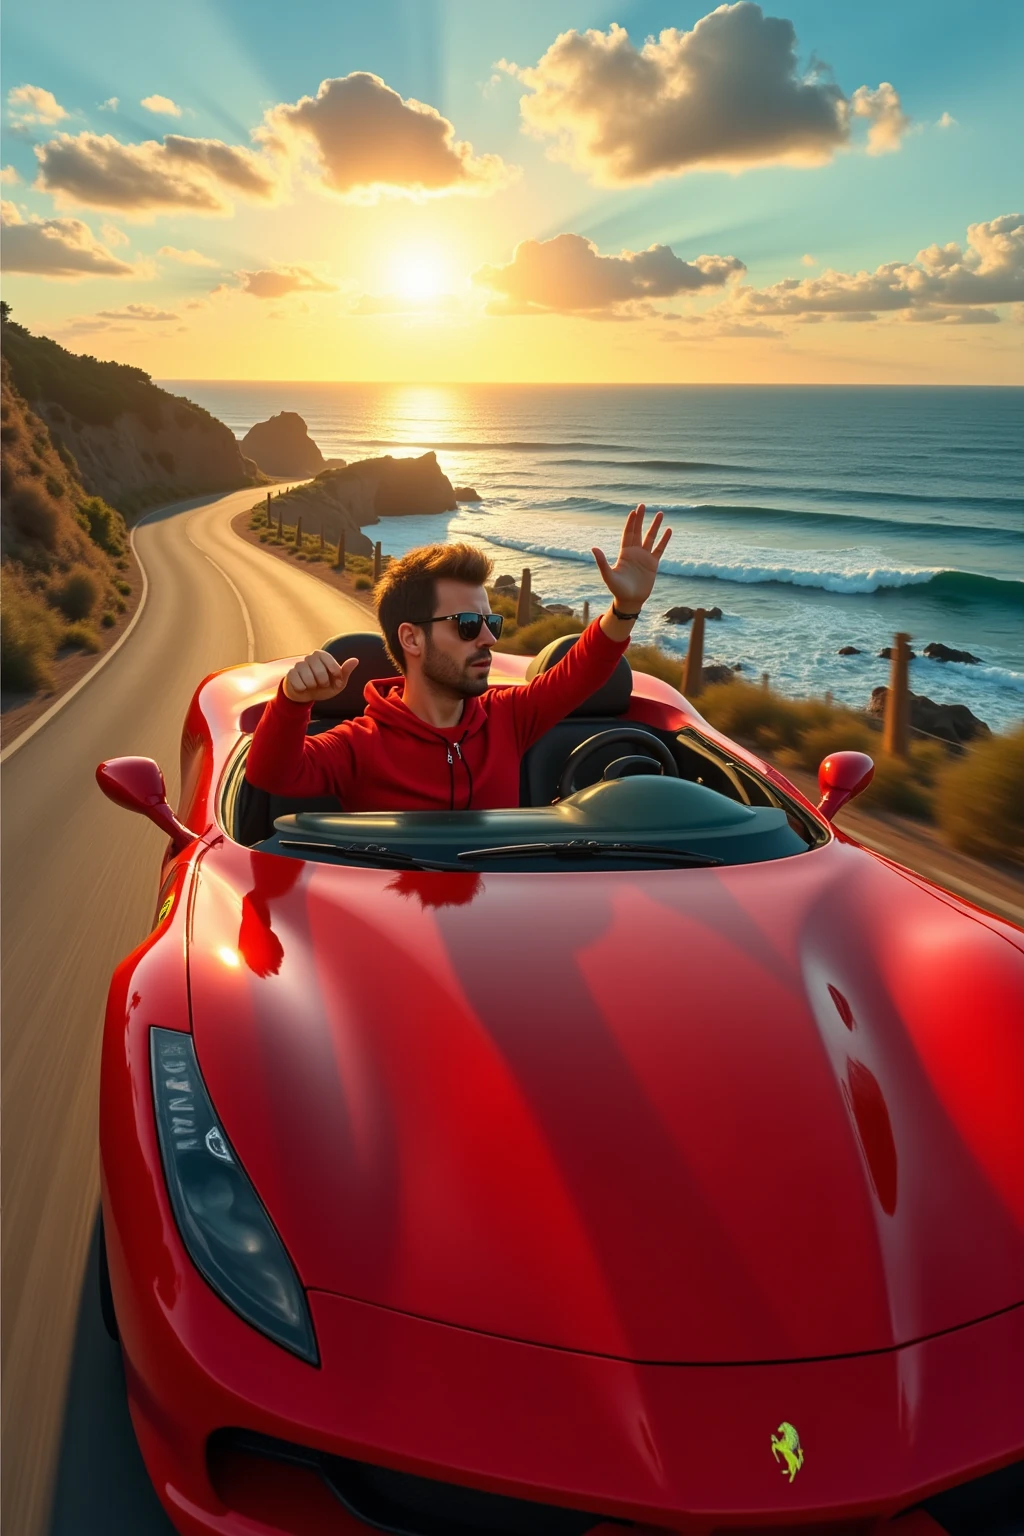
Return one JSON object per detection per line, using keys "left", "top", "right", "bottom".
{"left": 96, "top": 756, "right": 195, "bottom": 851}
{"left": 817, "top": 751, "right": 874, "bottom": 823}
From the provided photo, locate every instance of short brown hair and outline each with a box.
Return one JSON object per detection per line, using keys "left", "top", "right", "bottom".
{"left": 375, "top": 542, "right": 493, "bottom": 672}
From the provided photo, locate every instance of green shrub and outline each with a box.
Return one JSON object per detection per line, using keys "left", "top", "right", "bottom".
{"left": 8, "top": 484, "right": 60, "bottom": 548}
{"left": 793, "top": 718, "right": 876, "bottom": 774}
{"left": 0, "top": 422, "right": 19, "bottom": 444}
{"left": 862, "top": 754, "right": 934, "bottom": 819}
{"left": 62, "top": 622, "right": 100, "bottom": 652}
{"left": 934, "top": 726, "right": 1024, "bottom": 865}
{"left": 0, "top": 575, "right": 62, "bottom": 691}
{"left": 495, "top": 614, "right": 585, "bottom": 655}
{"left": 79, "top": 496, "right": 126, "bottom": 555}
{"left": 115, "top": 597, "right": 126, "bottom": 612}
{"left": 45, "top": 474, "right": 65, "bottom": 499}
{"left": 101, "top": 610, "right": 116, "bottom": 627}
{"left": 354, "top": 575, "right": 372, "bottom": 590}
{"left": 115, "top": 579, "right": 131, "bottom": 595}
{"left": 55, "top": 566, "right": 100, "bottom": 620}
{"left": 629, "top": 643, "right": 684, "bottom": 688}
{"left": 699, "top": 681, "right": 833, "bottom": 753}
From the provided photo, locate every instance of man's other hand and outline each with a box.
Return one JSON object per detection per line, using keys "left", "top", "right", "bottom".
{"left": 283, "top": 650, "right": 359, "bottom": 704}
{"left": 591, "top": 504, "right": 672, "bottom": 612}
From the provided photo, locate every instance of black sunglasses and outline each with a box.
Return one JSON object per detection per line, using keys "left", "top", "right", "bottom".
{"left": 412, "top": 611, "right": 504, "bottom": 642}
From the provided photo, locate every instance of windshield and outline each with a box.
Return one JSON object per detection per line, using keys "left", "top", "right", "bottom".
{"left": 228, "top": 724, "right": 826, "bottom": 872}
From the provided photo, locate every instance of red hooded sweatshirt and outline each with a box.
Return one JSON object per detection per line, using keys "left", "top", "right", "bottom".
{"left": 245, "top": 619, "right": 631, "bottom": 811}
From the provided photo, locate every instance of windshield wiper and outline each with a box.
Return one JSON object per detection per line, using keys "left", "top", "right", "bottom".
{"left": 457, "top": 839, "right": 722, "bottom": 867}
{"left": 277, "top": 840, "right": 463, "bottom": 872}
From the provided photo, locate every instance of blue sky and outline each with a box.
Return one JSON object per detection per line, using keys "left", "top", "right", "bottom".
{"left": 2, "top": 1, "right": 1022, "bottom": 381}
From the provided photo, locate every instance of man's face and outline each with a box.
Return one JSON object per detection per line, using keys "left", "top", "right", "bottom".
{"left": 417, "top": 579, "right": 497, "bottom": 698}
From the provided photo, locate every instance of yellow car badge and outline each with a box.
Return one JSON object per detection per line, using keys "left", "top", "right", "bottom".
{"left": 770, "top": 1421, "right": 804, "bottom": 1482}
{"left": 157, "top": 895, "right": 174, "bottom": 924}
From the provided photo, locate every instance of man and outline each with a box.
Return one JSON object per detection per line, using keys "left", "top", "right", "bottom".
{"left": 246, "top": 504, "right": 671, "bottom": 812}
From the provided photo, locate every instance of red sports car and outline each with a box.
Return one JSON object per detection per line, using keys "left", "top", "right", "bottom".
{"left": 96, "top": 630, "right": 1024, "bottom": 1536}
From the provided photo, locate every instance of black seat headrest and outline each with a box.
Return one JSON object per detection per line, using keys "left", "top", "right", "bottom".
{"left": 524, "top": 633, "right": 632, "bottom": 716}
{"left": 312, "top": 631, "right": 397, "bottom": 719}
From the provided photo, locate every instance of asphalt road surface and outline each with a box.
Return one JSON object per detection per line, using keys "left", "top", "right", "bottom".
{"left": 1, "top": 487, "right": 374, "bottom": 1536}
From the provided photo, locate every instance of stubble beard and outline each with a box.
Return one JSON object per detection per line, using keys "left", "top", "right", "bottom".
{"left": 422, "top": 636, "right": 491, "bottom": 699}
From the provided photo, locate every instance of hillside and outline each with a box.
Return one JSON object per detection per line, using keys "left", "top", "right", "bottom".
{"left": 0, "top": 305, "right": 264, "bottom": 517}
{"left": 1, "top": 355, "right": 138, "bottom": 696}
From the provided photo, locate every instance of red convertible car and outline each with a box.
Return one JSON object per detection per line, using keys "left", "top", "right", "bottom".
{"left": 96, "top": 630, "right": 1024, "bottom": 1536}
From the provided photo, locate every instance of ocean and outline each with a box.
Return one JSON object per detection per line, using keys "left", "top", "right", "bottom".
{"left": 162, "top": 383, "right": 1024, "bottom": 733}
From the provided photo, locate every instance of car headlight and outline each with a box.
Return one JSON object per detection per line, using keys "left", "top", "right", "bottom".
{"left": 150, "top": 1028, "right": 318, "bottom": 1364}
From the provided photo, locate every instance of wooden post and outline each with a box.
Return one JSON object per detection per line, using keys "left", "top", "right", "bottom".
{"left": 334, "top": 529, "right": 345, "bottom": 571}
{"left": 293, "top": 516, "right": 303, "bottom": 547}
{"left": 276, "top": 500, "right": 283, "bottom": 539}
{"left": 373, "top": 541, "right": 382, "bottom": 583}
{"left": 319, "top": 524, "right": 325, "bottom": 551}
{"left": 761, "top": 671, "right": 770, "bottom": 690}
{"left": 581, "top": 599, "right": 590, "bottom": 626}
{"left": 825, "top": 690, "right": 833, "bottom": 707}
{"left": 682, "top": 608, "right": 706, "bottom": 697}
{"left": 265, "top": 492, "right": 271, "bottom": 521}
{"left": 516, "top": 568, "right": 532, "bottom": 628}
{"left": 883, "top": 631, "right": 912, "bottom": 759}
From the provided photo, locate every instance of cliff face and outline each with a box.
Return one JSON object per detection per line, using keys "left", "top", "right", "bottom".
{"left": 1, "top": 309, "right": 263, "bottom": 517}
{"left": 1, "top": 356, "right": 134, "bottom": 693}
{"left": 36, "top": 398, "right": 261, "bottom": 514}
{"left": 241, "top": 412, "right": 327, "bottom": 477}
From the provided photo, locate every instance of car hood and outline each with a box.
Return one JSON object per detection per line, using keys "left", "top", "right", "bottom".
{"left": 187, "top": 836, "right": 1024, "bottom": 1363}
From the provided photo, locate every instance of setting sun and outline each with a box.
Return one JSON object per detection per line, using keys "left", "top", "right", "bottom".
{"left": 389, "top": 247, "right": 447, "bottom": 302}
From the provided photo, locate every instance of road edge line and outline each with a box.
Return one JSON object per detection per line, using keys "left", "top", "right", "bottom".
{"left": 0, "top": 509, "right": 158, "bottom": 767}
{"left": 186, "top": 519, "right": 255, "bottom": 663}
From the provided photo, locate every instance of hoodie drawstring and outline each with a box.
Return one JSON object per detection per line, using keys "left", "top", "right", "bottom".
{"left": 454, "top": 735, "right": 473, "bottom": 808}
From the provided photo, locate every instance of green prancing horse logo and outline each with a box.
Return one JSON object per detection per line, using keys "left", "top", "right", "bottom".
{"left": 770, "top": 1421, "right": 804, "bottom": 1482}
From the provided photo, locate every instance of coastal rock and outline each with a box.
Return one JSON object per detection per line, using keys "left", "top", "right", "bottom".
{"left": 879, "top": 645, "right": 917, "bottom": 660}
{"left": 867, "top": 687, "right": 991, "bottom": 746}
{"left": 923, "top": 642, "right": 983, "bottom": 665}
{"left": 493, "top": 574, "right": 516, "bottom": 590}
{"left": 544, "top": 603, "right": 575, "bottom": 617}
{"left": 241, "top": 412, "right": 325, "bottom": 477}
{"left": 454, "top": 485, "right": 481, "bottom": 501}
{"left": 663, "top": 604, "right": 723, "bottom": 623}
{"left": 702, "top": 663, "right": 742, "bottom": 686}
{"left": 261, "top": 452, "right": 457, "bottom": 557}
{"left": 838, "top": 645, "right": 863, "bottom": 656}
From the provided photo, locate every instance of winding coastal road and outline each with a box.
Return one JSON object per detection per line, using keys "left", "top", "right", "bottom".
{"left": 1, "top": 487, "right": 374, "bottom": 1536}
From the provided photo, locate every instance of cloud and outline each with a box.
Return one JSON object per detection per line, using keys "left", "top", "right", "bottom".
{"left": 850, "top": 82, "right": 909, "bottom": 155}
{"left": 236, "top": 265, "right": 336, "bottom": 298}
{"left": 96, "top": 303, "right": 177, "bottom": 320}
{"left": 7, "top": 84, "right": 67, "bottom": 127}
{"left": 474, "top": 232, "right": 744, "bottom": 315}
{"left": 101, "top": 220, "right": 129, "bottom": 245}
{"left": 141, "top": 95, "right": 183, "bottom": 118}
{"left": 936, "top": 111, "right": 957, "bottom": 129}
{"left": 0, "top": 165, "right": 20, "bottom": 185}
{"left": 99, "top": 97, "right": 119, "bottom": 112}
{"left": 801, "top": 252, "right": 816, "bottom": 266}
{"left": 259, "top": 71, "right": 512, "bottom": 198}
{"left": 0, "top": 200, "right": 138, "bottom": 278}
{"left": 158, "top": 244, "right": 218, "bottom": 266}
{"left": 34, "top": 131, "right": 279, "bottom": 216}
{"left": 729, "top": 213, "right": 1024, "bottom": 322}
{"left": 503, "top": 4, "right": 908, "bottom": 184}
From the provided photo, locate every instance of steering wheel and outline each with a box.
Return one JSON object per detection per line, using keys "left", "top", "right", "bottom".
{"left": 556, "top": 728, "right": 680, "bottom": 802}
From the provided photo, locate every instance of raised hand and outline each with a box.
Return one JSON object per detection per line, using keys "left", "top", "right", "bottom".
{"left": 283, "top": 650, "right": 359, "bottom": 704}
{"left": 591, "top": 504, "right": 672, "bottom": 611}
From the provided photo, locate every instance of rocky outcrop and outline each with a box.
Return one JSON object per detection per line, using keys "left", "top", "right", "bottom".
{"left": 923, "top": 642, "right": 983, "bottom": 665}
{"left": 454, "top": 485, "right": 481, "bottom": 501}
{"left": 838, "top": 645, "right": 863, "bottom": 655}
{"left": 867, "top": 687, "right": 991, "bottom": 745}
{"left": 241, "top": 412, "right": 327, "bottom": 477}
{"left": 702, "top": 663, "right": 743, "bottom": 685}
{"left": 663, "top": 605, "right": 723, "bottom": 623}
{"left": 258, "top": 453, "right": 458, "bottom": 557}
{"left": 879, "top": 644, "right": 917, "bottom": 660}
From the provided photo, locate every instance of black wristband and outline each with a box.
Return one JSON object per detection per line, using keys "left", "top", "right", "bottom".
{"left": 612, "top": 604, "right": 642, "bottom": 621}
